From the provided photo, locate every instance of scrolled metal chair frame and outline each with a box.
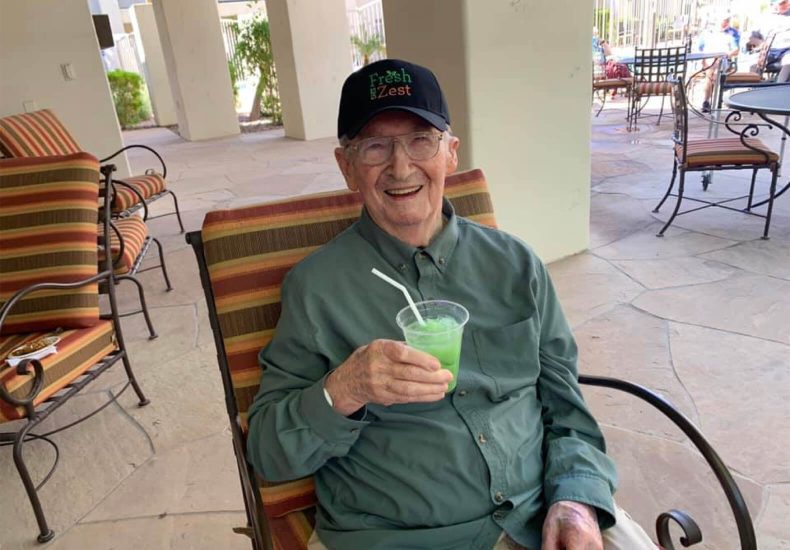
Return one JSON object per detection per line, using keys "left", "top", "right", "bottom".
{"left": 653, "top": 75, "right": 780, "bottom": 238}
{"left": 0, "top": 164, "right": 150, "bottom": 543}
{"left": 100, "top": 144, "right": 185, "bottom": 233}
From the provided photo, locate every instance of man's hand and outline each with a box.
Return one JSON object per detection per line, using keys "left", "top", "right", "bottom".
{"left": 541, "top": 501, "right": 603, "bottom": 550}
{"left": 324, "top": 339, "right": 452, "bottom": 415}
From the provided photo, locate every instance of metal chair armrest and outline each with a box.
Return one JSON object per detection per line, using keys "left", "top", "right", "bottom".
{"left": 0, "top": 271, "right": 113, "bottom": 332}
{"left": 100, "top": 144, "right": 167, "bottom": 178}
{"left": 579, "top": 374, "right": 756, "bottom": 550}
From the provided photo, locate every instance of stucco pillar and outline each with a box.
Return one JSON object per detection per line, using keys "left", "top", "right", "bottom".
{"left": 383, "top": 0, "right": 593, "bottom": 262}
{"left": 266, "top": 0, "right": 352, "bottom": 140}
{"left": 151, "top": 0, "right": 239, "bottom": 140}
{"left": 130, "top": 3, "right": 177, "bottom": 127}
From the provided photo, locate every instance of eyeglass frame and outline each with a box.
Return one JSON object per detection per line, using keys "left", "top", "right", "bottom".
{"left": 343, "top": 131, "right": 446, "bottom": 166}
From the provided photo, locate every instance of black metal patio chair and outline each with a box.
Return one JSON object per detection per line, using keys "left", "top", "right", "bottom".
{"left": 628, "top": 44, "right": 689, "bottom": 131}
{"left": 0, "top": 154, "right": 149, "bottom": 544}
{"left": 653, "top": 76, "right": 780, "bottom": 238}
{"left": 187, "top": 168, "right": 756, "bottom": 550}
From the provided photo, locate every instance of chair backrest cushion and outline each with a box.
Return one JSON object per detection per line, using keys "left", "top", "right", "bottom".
{"left": 0, "top": 153, "right": 101, "bottom": 334}
{"left": 0, "top": 109, "right": 82, "bottom": 158}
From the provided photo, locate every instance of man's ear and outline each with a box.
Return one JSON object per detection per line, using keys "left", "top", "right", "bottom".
{"left": 334, "top": 147, "right": 358, "bottom": 191}
{"left": 445, "top": 135, "right": 460, "bottom": 174}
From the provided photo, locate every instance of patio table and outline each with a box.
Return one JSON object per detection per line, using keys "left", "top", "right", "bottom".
{"left": 726, "top": 86, "right": 790, "bottom": 207}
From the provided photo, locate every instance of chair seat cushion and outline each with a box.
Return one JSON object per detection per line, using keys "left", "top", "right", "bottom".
{"left": 112, "top": 174, "right": 167, "bottom": 213}
{"left": 634, "top": 81, "right": 673, "bottom": 96}
{"left": 678, "top": 138, "right": 779, "bottom": 167}
{"left": 725, "top": 72, "right": 763, "bottom": 84}
{"left": 593, "top": 77, "right": 633, "bottom": 89}
{"left": 0, "top": 321, "right": 116, "bottom": 422}
{"left": 99, "top": 217, "right": 149, "bottom": 274}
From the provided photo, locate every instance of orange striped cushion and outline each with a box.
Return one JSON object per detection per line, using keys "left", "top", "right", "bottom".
{"left": 112, "top": 174, "right": 167, "bottom": 212}
{"left": 593, "top": 77, "right": 633, "bottom": 90}
{"left": 634, "top": 81, "right": 673, "bottom": 96}
{"left": 199, "top": 169, "right": 495, "bottom": 541}
{"left": 0, "top": 321, "right": 116, "bottom": 422}
{"left": 0, "top": 153, "right": 101, "bottom": 335}
{"left": 0, "top": 109, "right": 81, "bottom": 158}
{"left": 99, "top": 217, "right": 149, "bottom": 275}
{"left": 677, "top": 138, "right": 779, "bottom": 167}
{"left": 725, "top": 72, "right": 762, "bottom": 84}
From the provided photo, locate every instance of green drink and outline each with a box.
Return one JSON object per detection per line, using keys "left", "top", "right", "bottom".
{"left": 396, "top": 300, "right": 469, "bottom": 393}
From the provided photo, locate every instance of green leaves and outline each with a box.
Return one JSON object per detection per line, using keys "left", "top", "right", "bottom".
{"left": 106, "top": 70, "right": 150, "bottom": 128}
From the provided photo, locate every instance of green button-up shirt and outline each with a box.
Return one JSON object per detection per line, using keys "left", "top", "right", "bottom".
{"left": 247, "top": 199, "right": 617, "bottom": 550}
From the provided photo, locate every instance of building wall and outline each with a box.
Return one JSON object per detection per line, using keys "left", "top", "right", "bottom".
{"left": 0, "top": 0, "right": 131, "bottom": 175}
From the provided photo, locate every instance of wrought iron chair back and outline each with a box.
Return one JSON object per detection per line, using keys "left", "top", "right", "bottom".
{"left": 668, "top": 75, "right": 690, "bottom": 164}
{"left": 633, "top": 44, "right": 689, "bottom": 83}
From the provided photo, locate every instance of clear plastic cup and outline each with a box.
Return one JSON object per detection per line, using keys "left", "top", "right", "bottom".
{"left": 396, "top": 300, "right": 469, "bottom": 393}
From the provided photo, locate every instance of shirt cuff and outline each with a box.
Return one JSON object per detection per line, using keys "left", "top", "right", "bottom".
{"left": 298, "top": 375, "right": 368, "bottom": 446}
{"left": 544, "top": 474, "right": 616, "bottom": 531}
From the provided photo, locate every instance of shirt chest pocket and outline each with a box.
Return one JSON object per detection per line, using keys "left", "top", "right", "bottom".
{"left": 472, "top": 317, "right": 541, "bottom": 398}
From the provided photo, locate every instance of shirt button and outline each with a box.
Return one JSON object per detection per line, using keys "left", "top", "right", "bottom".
{"left": 350, "top": 428, "right": 359, "bottom": 433}
{"left": 494, "top": 491, "right": 505, "bottom": 503}
{"left": 458, "top": 389, "right": 468, "bottom": 396}
{"left": 493, "top": 510, "right": 505, "bottom": 520}
{"left": 478, "top": 433, "right": 487, "bottom": 444}
{"left": 438, "top": 257, "right": 446, "bottom": 265}
{"left": 398, "top": 264, "right": 407, "bottom": 272}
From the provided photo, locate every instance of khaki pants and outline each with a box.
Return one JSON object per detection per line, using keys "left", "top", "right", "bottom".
{"left": 307, "top": 506, "right": 657, "bottom": 550}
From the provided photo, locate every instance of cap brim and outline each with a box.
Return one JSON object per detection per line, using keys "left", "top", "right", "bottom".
{"left": 345, "top": 106, "right": 448, "bottom": 139}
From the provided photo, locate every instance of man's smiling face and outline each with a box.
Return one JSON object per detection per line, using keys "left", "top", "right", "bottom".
{"left": 335, "top": 111, "right": 459, "bottom": 247}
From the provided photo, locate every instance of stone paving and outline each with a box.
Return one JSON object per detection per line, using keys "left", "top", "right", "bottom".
{"left": 1, "top": 99, "right": 789, "bottom": 549}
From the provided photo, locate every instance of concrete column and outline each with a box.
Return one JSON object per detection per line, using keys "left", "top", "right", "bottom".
{"left": 383, "top": 0, "right": 593, "bottom": 262}
{"left": 267, "top": 0, "right": 352, "bottom": 140}
{"left": 0, "top": 0, "right": 131, "bottom": 177}
{"left": 151, "top": 0, "right": 239, "bottom": 140}
{"left": 129, "top": 3, "right": 177, "bottom": 127}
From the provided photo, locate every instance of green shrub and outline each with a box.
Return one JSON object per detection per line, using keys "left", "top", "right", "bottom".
{"left": 107, "top": 69, "right": 151, "bottom": 128}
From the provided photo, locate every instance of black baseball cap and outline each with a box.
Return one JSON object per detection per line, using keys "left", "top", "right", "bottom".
{"left": 337, "top": 59, "right": 450, "bottom": 140}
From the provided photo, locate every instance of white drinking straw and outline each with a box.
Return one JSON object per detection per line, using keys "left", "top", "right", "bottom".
{"left": 371, "top": 268, "right": 425, "bottom": 325}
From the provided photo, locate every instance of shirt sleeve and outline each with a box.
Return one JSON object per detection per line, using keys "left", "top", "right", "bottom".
{"left": 246, "top": 273, "right": 369, "bottom": 482}
{"left": 533, "top": 258, "right": 618, "bottom": 530}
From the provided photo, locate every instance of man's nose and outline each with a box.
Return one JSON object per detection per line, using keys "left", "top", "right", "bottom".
{"left": 389, "top": 139, "right": 412, "bottom": 177}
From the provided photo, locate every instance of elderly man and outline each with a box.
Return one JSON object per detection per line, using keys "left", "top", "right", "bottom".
{"left": 247, "top": 59, "right": 656, "bottom": 550}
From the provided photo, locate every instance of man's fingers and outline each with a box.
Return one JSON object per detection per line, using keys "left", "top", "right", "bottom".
{"left": 391, "top": 363, "right": 453, "bottom": 384}
{"left": 379, "top": 340, "right": 441, "bottom": 370}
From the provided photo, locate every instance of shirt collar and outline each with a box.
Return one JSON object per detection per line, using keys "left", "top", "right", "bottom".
{"left": 356, "top": 198, "right": 459, "bottom": 274}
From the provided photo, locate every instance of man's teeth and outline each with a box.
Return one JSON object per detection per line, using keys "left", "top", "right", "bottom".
{"left": 386, "top": 186, "right": 421, "bottom": 195}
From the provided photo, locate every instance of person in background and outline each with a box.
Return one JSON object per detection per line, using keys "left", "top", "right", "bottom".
{"left": 698, "top": 14, "right": 740, "bottom": 112}
{"left": 765, "top": 0, "right": 790, "bottom": 82}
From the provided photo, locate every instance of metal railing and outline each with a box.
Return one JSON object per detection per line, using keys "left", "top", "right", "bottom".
{"left": 593, "top": 0, "right": 735, "bottom": 49}
{"left": 348, "top": 0, "right": 386, "bottom": 69}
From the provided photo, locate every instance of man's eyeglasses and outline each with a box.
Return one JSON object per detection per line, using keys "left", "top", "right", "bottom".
{"left": 346, "top": 131, "right": 444, "bottom": 166}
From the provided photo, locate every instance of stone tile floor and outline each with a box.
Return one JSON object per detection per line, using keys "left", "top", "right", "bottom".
{"left": 1, "top": 99, "right": 788, "bottom": 549}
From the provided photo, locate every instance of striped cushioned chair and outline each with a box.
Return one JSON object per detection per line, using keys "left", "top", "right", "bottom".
{"left": 653, "top": 76, "right": 780, "bottom": 238}
{"left": 96, "top": 199, "right": 173, "bottom": 341}
{"left": 628, "top": 44, "right": 689, "bottom": 131}
{"left": 0, "top": 153, "right": 149, "bottom": 544}
{"left": 0, "top": 109, "right": 184, "bottom": 233}
{"left": 188, "top": 168, "right": 756, "bottom": 550}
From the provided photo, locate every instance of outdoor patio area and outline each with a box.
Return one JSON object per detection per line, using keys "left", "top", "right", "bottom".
{"left": 1, "top": 99, "right": 789, "bottom": 549}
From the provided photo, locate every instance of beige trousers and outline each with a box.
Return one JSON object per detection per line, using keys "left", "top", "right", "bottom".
{"left": 307, "top": 506, "right": 657, "bottom": 550}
